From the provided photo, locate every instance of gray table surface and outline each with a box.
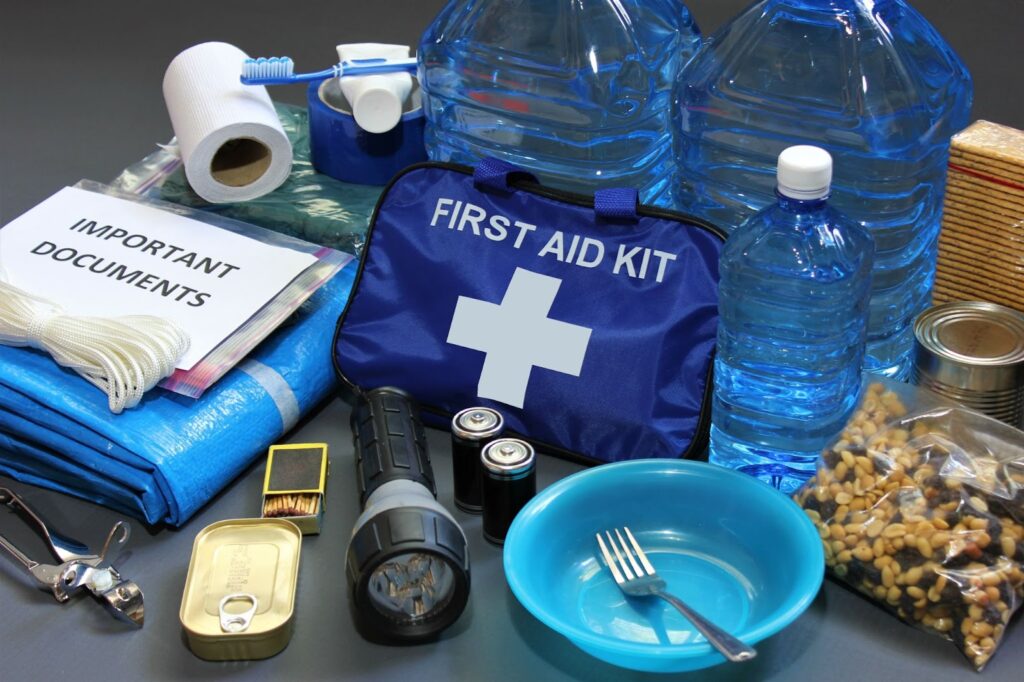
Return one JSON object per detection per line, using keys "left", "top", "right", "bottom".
{"left": 1, "top": 1, "right": 1023, "bottom": 681}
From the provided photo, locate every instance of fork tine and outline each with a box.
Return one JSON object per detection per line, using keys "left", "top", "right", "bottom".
{"left": 624, "top": 527, "right": 656, "bottom": 575}
{"left": 604, "top": 531, "right": 635, "bottom": 581}
{"left": 615, "top": 528, "right": 645, "bottom": 577}
{"left": 595, "top": 533, "right": 625, "bottom": 584}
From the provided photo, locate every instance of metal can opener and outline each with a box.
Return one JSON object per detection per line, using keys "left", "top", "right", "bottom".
{"left": 0, "top": 487, "right": 144, "bottom": 627}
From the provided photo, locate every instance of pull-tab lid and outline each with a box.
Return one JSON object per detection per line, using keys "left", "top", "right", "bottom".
{"left": 777, "top": 146, "right": 832, "bottom": 200}
{"left": 219, "top": 593, "right": 258, "bottom": 633}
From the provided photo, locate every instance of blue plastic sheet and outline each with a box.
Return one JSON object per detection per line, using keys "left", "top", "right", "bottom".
{"left": 0, "top": 266, "right": 355, "bottom": 527}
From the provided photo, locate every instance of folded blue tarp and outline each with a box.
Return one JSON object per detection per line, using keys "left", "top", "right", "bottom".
{"left": 0, "top": 266, "right": 354, "bottom": 527}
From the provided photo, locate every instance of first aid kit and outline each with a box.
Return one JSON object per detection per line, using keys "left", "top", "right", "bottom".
{"left": 333, "top": 158, "right": 725, "bottom": 464}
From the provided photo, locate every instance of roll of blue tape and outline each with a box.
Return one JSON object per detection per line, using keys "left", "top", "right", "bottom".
{"left": 307, "top": 78, "right": 427, "bottom": 187}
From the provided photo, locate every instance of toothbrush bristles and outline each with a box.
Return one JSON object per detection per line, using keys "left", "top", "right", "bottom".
{"left": 241, "top": 56, "right": 295, "bottom": 81}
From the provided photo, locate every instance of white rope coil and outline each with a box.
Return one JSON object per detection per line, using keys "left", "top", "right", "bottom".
{"left": 0, "top": 279, "right": 190, "bottom": 414}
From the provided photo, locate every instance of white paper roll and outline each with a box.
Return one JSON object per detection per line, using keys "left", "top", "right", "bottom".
{"left": 163, "top": 42, "right": 292, "bottom": 204}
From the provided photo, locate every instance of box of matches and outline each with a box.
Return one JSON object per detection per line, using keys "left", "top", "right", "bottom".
{"left": 262, "top": 443, "right": 329, "bottom": 535}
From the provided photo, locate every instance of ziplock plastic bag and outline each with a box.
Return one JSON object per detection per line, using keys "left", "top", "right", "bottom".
{"left": 58, "top": 181, "right": 351, "bottom": 400}
{"left": 794, "top": 378, "right": 1024, "bottom": 670}
{"left": 110, "top": 103, "right": 382, "bottom": 255}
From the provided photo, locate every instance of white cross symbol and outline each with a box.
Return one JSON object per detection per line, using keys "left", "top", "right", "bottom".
{"left": 447, "top": 267, "right": 593, "bottom": 409}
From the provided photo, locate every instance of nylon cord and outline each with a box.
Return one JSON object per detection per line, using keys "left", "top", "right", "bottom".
{"left": 0, "top": 277, "right": 190, "bottom": 414}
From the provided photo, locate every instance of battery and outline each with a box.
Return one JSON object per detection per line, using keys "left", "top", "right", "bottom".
{"left": 451, "top": 407, "right": 505, "bottom": 513}
{"left": 481, "top": 438, "right": 536, "bottom": 546}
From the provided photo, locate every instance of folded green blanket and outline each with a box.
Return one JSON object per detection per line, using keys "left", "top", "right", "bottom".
{"left": 113, "top": 103, "right": 383, "bottom": 255}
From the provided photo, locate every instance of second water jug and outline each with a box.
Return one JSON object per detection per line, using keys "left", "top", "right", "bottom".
{"left": 419, "top": 0, "right": 702, "bottom": 206}
{"left": 674, "top": 0, "right": 972, "bottom": 378}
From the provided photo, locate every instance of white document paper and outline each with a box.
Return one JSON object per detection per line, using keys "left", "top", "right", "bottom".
{"left": 0, "top": 187, "right": 318, "bottom": 371}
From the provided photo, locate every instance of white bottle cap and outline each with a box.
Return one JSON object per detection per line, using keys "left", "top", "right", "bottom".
{"left": 777, "top": 145, "right": 833, "bottom": 200}
{"left": 337, "top": 43, "right": 413, "bottom": 135}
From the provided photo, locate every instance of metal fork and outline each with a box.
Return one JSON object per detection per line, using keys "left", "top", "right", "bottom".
{"left": 596, "top": 527, "right": 756, "bottom": 662}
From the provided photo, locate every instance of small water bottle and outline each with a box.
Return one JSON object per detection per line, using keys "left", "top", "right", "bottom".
{"left": 710, "top": 146, "right": 874, "bottom": 494}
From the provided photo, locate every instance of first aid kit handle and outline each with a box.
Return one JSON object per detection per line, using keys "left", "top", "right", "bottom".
{"left": 473, "top": 157, "right": 539, "bottom": 192}
{"left": 473, "top": 158, "right": 641, "bottom": 223}
{"left": 593, "top": 188, "right": 640, "bottom": 222}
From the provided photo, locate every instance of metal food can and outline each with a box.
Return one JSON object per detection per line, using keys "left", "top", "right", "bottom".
{"left": 451, "top": 407, "right": 505, "bottom": 513}
{"left": 481, "top": 438, "right": 536, "bottom": 546}
{"left": 180, "top": 518, "right": 302, "bottom": 661}
{"left": 913, "top": 301, "right": 1024, "bottom": 427}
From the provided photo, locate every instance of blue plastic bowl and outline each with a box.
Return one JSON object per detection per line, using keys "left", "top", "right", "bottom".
{"left": 503, "top": 459, "right": 824, "bottom": 673}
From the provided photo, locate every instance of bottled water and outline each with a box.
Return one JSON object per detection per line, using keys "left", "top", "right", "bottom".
{"left": 710, "top": 147, "right": 874, "bottom": 494}
{"left": 674, "top": 0, "right": 972, "bottom": 378}
{"left": 419, "top": 0, "right": 702, "bottom": 206}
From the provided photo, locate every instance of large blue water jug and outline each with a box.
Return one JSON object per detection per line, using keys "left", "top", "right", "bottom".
{"left": 674, "top": 0, "right": 972, "bottom": 378}
{"left": 419, "top": 0, "right": 701, "bottom": 206}
{"left": 710, "top": 146, "right": 875, "bottom": 494}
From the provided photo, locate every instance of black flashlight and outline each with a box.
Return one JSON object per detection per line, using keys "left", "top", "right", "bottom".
{"left": 346, "top": 387, "right": 471, "bottom": 642}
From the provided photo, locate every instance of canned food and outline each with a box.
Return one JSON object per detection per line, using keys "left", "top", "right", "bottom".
{"left": 481, "top": 438, "right": 536, "bottom": 546}
{"left": 451, "top": 407, "right": 505, "bottom": 513}
{"left": 180, "top": 518, "right": 302, "bottom": 661}
{"left": 913, "top": 301, "right": 1024, "bottom": 427}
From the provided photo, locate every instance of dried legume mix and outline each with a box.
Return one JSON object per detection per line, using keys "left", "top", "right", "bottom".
{"left": 795, "top": 381, "right": 1024, "bottom": 670}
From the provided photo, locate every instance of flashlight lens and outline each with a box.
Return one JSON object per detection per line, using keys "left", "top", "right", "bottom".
{"left": 368, "top": 553, "right": 456, "bottom": 622}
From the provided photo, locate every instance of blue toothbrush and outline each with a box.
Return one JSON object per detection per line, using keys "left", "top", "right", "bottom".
{"left": 240, "top": 56, "right": 419, "bottom": 86}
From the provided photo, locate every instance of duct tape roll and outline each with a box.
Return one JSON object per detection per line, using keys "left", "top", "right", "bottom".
{"left": 163, "top": 42, "right": 292, "bottom": 204}
{"left": 307, "top": 77, "right": 427, "bottom": 187}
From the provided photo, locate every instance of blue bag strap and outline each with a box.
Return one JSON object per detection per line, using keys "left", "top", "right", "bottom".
{"left": 594, "top": 188, "right": 640, "bottom": 221}
{"left": 473, "top": 157, "right": 538, "bottom": 192}
{"left": 474, "top": 158, "right": 640, "bottom": 222}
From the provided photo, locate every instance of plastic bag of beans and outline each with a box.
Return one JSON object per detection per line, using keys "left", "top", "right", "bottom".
{"left": 794, "top": 377, "right": 1024, "bottom": 670}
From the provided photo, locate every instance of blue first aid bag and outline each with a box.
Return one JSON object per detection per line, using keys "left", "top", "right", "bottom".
{"left": 333, "top": 160, "right": 725, "bottom": 463}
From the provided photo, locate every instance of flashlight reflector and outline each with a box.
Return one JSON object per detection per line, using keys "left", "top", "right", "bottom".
{"left": 368, "top": 553, "right": 455, "bottom": 621}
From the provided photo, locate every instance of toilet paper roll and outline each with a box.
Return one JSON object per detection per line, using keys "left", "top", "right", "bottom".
{"left": 163, "top": 42, "right": 292, "bottom": 204}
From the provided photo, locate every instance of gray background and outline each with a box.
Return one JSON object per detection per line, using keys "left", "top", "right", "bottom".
{"left": 0, "top": 1, "right": 1022, "bottom": 680}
